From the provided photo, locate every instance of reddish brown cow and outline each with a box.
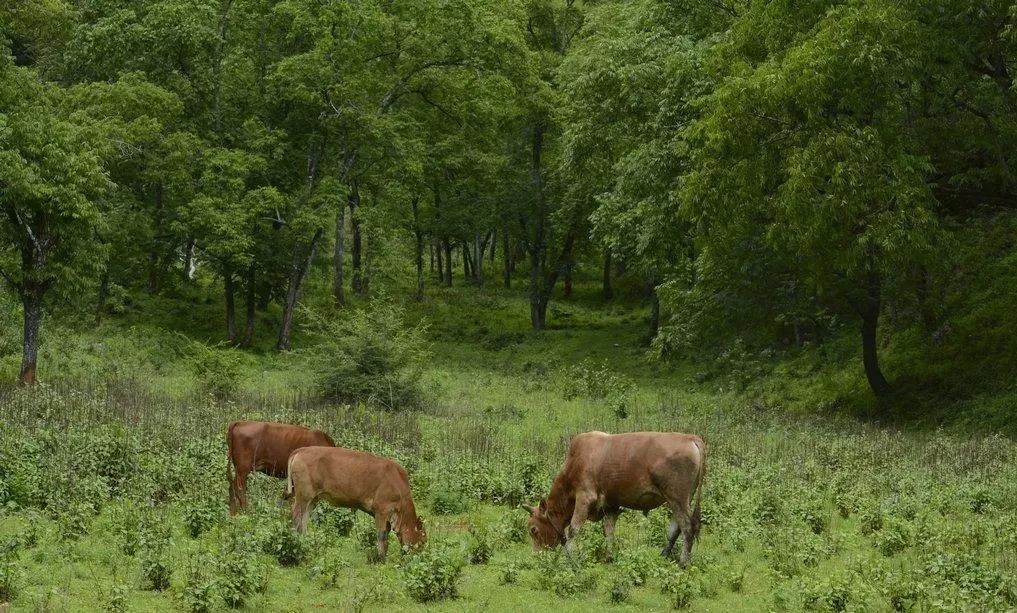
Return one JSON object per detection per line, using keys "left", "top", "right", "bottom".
{"left": 227, "top": 420, "right": 335, "bottom": 515}
{"left": 524, "top": 431, "right": 706, "bottom": 565}
{"left": 286, "top": 446, "right": 426, "bottom": 561}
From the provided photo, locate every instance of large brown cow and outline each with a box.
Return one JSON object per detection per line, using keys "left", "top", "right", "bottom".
{"left": 227, "top": 420, "right": 335, "bottom": 515}
{"left": 286, "top": 446, "right": 426, "bottom": 561}
{"left": 524, "top": 431, "right": 706, "bottom": 565}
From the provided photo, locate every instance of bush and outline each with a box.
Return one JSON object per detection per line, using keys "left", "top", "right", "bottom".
{"left": 498, "top": 561, "right": 523, "bottom": 585}
{"left": 139, "top": 517, "right": 172, "bottom": 591}
{"left": 466, "top": 526, "right": 494, "bottom": 565}
{"left": 308, "top": 302, "right": 430, "bottom": 410}
{"left": 183, "top": 339, "right": 245, "bottom": 397}
{"left": 315, "top": 505, "right": 356, "bottom": 537}
{"left": 0, "top": 545, "right": 20, "bottom": 602}
{"left": 609, "top": 572, "right": 634, "bottom": 604}
{"left": 535, "top": 550, "right": 596, "bottom": 598}
{"left": 430, "top": 484, "right": 470, "bottom": 516}
{"left": 104, "top": 582, "right": 129, "bottom": 613}
{"left": 309, "top": 550, "right": 350, "bottom": 589}
{"left": 181, "top": 555, "right": 217, "bottom": 613}
{"left": 263, "top": 522, "right": 306, "bottom": 567}
{"left": 402, "top": 544, "right": 464, "bottom": 602}
{"left": 662, "top": 569, "right": 701, "bottom": 610}
{"left": 218, "top": 530, "right": 267, "bottom": 608}
{"left": 183, "top": 501, "right": 219, "bottom": 539}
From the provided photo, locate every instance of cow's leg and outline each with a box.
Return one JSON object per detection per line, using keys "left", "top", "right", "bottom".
{"left": 374, "top": 513, "right": 391, "bottom": 562}
{"left": 290, "top": 495, "right": 312, "bottom": 533}
{"left": 663, "top": 506, "right": 695, "bottom": 566}
{"left": 565, "top": 491, "right": 596, "bottom": 550}
{"left": 230, "top": 466, "right": 251, "bottom": 515}
{"left": 663, "top": 511, "right": 681, "bottom": 557}
{"left": 602, "top": 510, "right": 619, "bottom": 541}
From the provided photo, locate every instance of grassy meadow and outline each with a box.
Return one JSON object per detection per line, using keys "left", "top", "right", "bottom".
{"left": 2, "top": 284, "right": 1016, "bottom": 613}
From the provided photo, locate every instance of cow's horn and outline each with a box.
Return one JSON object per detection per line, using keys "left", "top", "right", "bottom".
{"left": 520, "top": 504, "right": 535, "bottom": 514}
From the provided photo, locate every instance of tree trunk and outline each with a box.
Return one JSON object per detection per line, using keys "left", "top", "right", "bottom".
{"left": 277, "top": 228, "right": 323, "bottom": 351}
{"left": 183, "top": 237, "right": 197, "bottom": 280}
{"left": 148, "top": 182, "right": 163, "bottom": 293}
{"left": 462, "top": 241, "right": 472, "bottom": 281}
{"left": 602, "top": 248, "right": 613, "bottom": 300}
{"left": 489, "top": 230, "right": 496, "bottom": 265}
{"left": 411, "top": 195, "right": 424, "bottom": 300}
{"left": 502, "top": 226, "right": 511, "bottom": 289}
{"left": 435, "top": 239, "right": 444, "bottom": 283}
{"left": 333, "top": 198, "right": 346, "bottom": 306}
{"left": 474, "top": 234, "right": 484, "bottom": 287}
{"left": 650, "top": 285, "right": 661, "bottom": 339}
{"left": 242, "top": 264, "right": 256, "bottom": 348}
{"left": 529, "top": 123, "right": 548, "bottom": 330}
{"left": 563, "top": 259, "right": 573, "bottom": 298}
{"left": 19, "top": 283, "right": 43, "bottom": 386}
{"left": 349, "top": 180, "right": 363, "bottom": 295}
{"left": 860, "top": 269, "right": 891, "bottom": 397}
{"left": 429, "top": 242, "right": 435, "bottom": 273}
{"left": 442, "top": 239, "right": 453, "bottom": 287}
{"left": 225, "top": 267, "right": 236, "bottom": 343}
{"left": 95, "top": 271, "right": 109, "bottom": 326}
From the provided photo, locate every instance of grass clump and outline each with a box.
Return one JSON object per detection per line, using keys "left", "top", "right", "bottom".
{"left": 402, "top": 542, "right": 464, "bottom": 602}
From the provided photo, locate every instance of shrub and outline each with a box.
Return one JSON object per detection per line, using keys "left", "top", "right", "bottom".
{"left": 218, "top": 530, "right": 267, "bottom": 608}
{"left": 662, "top": 569, "right": 701, "bottom": 610}
{"left": 308, "top": 302, "right": 430, "bottom": 410}
{"left": 859, "top": 504, "right": 884, "bottom": 536}
{"left": 315, "top": 505, "right": 356, "bottom": 537}
{"left": 104, "top": 582, "right": 129, "bottom": 613}
{"left": 535, "top": 549, "right": 596, "bottom": 598}
{"left": 181, "top": 555, "right": 217, "bottom": 613}
{"left": 139, "top": 518, "right": 172, "bottom": 591}
{"left": 616, "top": 546, "right": 662, "bottom": 586}
{"left": 874, "top": 519, "right": 912, "bottom": 557}
{"left": 466, "top": 526, "right": 494, "bottom": 565}
{"left": 183, "top": 339, "right": 245, "bottom": 397}
{"left": 402, "top": 544, "right": 464, "bottom": 602}
{"left": 309, "top": 550, "right": 350, "bottom": 589}
{"left": 430, "top": 484, "right": 470, "bottom": 516}
{"left": 726, "top": 567, "right": 745, "bottom": 593}
{"left": 183, "top": 501, "right": 219, "bottom": 539}
{"left": 263, "top": 522, "right": 306, "bottom": 567}
{"left": 57, "top": 502, "right": 93, "bottom": 541}
{"left": 609, "top": 572, "right": 634, "bottom": 604}
{"left": 0, "top": 545, "right": 20, "bottom": 602}
{"left": 498, "top": 561, "right": 523, "bottom": 585}
{"left": 493, "top": 510, "right": 528, "bottom": 545}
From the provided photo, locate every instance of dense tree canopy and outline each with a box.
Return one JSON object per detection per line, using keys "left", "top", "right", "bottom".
{"left": 1, "top": 0, "right": 1014, "bottom": 397}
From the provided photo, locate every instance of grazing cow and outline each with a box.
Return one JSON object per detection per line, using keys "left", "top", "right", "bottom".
{"left": 286, "top": 446, "right": 426, "bottom": 561}
{"left": 227, "top": 420, "right": 335, "bottom": 515}
{"left": 524, "top": 431, "right": 706, "bottom": 565}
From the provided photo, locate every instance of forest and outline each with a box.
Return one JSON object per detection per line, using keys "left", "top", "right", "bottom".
{"left": 1, "top": 0, "right": 1016, "bottom": 611}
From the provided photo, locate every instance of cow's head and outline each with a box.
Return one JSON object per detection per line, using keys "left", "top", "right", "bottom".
{"left": 398, "top": 516, "right": 427, "bottom": 549}
{"left": 523, "top": 499, "right": 565, "bottom": 549}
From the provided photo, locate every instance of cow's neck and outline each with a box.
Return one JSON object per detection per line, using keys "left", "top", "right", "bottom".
{"left": 545, "top": 472, "right": 576, "bottom": 529}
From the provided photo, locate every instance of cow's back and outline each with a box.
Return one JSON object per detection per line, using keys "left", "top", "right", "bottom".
{"left": 289, "top": 446, "right": 409, "bottom": 511}
{"left": 564, "top": 432, "right": 703, "bottom": 502}
{"left": 229, "top": 421, "right": 333, "bottom": 478}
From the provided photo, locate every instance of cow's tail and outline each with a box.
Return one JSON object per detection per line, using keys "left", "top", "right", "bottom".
{"left": 226, "top": 422, "right": 237, "bottom": 484}
{"left": 284, "top": 450, "right": 299, "bottom": 500}
{"left": 690, "top": 438, "right": 706, "bottom": 541}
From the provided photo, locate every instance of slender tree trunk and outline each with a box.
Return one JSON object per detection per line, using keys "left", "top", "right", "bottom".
{"left": 563, "top": 259, "right": 573, "bottom": 298}
{"left": 19, "top": 283, "right": 43, "bottom": 386}
{"left": 278, "top": 229, "right": 323, "bottom": 350}
{"left": 349, "top": 181, "right": 363, "bottom": 295}
{"left": 436, "top": 240, "right": 444, "bottom": 283}
{"left": 489, "top": 230, "right": 496, "bottom": 266}
{"left": 429, "top": 242, "right": 435, "bottom": 273}
{"left": 442, "top": 239, "right": 453, "bottom": 287}
{"left": 603, "top": 248, "right": 613, "bottom": 300}
{"left": 225, "top": 266, "right": 236, "bottom": 343}
{"left": 529, "top": 124, "right": 548, "bottom": 330}
{"left": 411, "top": 195, "right": 424, "bottom": 300}
{"left": 148, "top": 182, "right": 163, "bottom": 293}
{"left": 242, "top": 264, "right": 256, "bottom": 348}
{"left": 860, "top": 268, "right": 891, "bottom": 397}
{"left": 474, "top": 234, "right": 484, "bottom": 287}
{"left": 502, "top": 226, "right": 511, "bottom": 289}
{"left": 461, "top": 241, "right": 471, "bottom": 281}
{"left": 184, "top": 237, "right": 196, "bottom": 280}
{"left": 649, "top": 284, "right": 661, "bottom": 338}
{"left": 95, "top": 271, "right": 109, "bottom": 326}
{"left": 333, "top": 198, "right": 346, "bottom": 307}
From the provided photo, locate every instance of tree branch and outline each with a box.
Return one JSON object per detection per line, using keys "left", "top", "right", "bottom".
{"left": 407, "top": 88, "right": 463, "bottom": 127}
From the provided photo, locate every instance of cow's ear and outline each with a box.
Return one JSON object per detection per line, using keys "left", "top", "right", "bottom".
{"left": 538, "top": 499, "right": 547, "bottom": 514}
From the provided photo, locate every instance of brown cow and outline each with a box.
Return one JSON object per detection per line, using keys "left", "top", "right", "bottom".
{"left": 524, "top": 431, "right": 706, "bottom": 565}
{"left": 286, "top": 446, "right": 426, "bottom": 561}
{"left": 227, "top": 420, "right": 335, "bottom": 515}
